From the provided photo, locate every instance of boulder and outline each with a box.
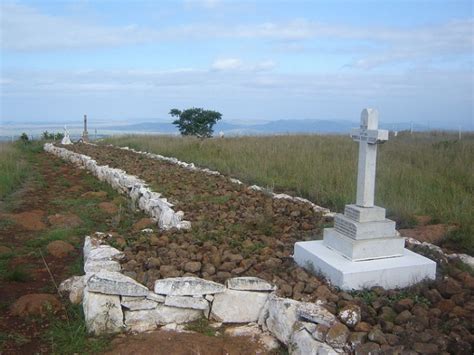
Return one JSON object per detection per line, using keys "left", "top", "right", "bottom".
{"left": 46, "top": 240, "right": 75, "bottom": 258}
{"left": 266, "top": 295, "right": 300, "bottom": 345}
{"left": 326, "top": 322, "right": 350, "bottom": 349}
{"left": 10, "top": 294, "right": 62, "bottom": 317}
{"left": 154, "top": 277, "right": 225, "bottom": 296}
{"left": 289, "top": 328, "right": 338, "bottom": 355}
{"left": 84, "top": 259, "right": 121, "bottom": 273}
{"left": 226, "top": 277, "right": 276, "bottom": 292}
{"left": 164, "top": 295, "right": 209, "bottom": 310}
{"left": 154, "top": 304, "right": 202, "bottom": 325}
{"left": 59, "top": 275, "right": 86, "bottom": 304}
{"left": 297, "top": 302, "right": 337, "bottom": 327}
{"left": 338, "top": 304, "right": 361, "bottom": 328}
{"left": 87, "top": 271, "right": 149, "bottom": 297}
{"left": 83, "top": 235, "right": 104, "bottom": 260}
{"left": 121, "top": 296, "right": 159, "bottom": 311}
{"left": 86, "top": 245, "right": 124, "bottom": 262}
{"left": 124, "top": 309, "right": 157, "bottom": 333}
{"left": 82, "top": 287, "right": 124, "bottom": 334}
{"left": 211, "top": 289, "right": 269, "bottom": 323}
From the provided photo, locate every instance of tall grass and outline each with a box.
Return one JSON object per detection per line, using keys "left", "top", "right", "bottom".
{"left": 107, "top": 132, "right": 473, "bottom": 254}
{"left": 0, "top": 143, "right": 29, "bottom": 199}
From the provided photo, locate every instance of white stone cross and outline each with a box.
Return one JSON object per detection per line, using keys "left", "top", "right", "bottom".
{"left": 350, "top": 109, "right": 388, "bottom": 207}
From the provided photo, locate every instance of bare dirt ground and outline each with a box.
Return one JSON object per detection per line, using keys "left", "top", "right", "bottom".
{"left": 0, "top": 148, "right": 266, "bottom": 354}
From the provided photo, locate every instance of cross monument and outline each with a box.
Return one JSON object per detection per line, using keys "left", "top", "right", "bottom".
{"left": 83, "top": 114, "right": 89, "bottom": 142}
{"left": 350, "top": 109, "right": 388, "bottom": 207}
{"left": 294, "top": 108, "right": 436, "bottom": 290}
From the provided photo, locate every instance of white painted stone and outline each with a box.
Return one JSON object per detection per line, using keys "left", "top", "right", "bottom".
{"left": 289, "top": 328, "right": 338, "bottom": 355}
{"left": 83, "top": 235, "right": 104, "bottom": 260}
{"left": 338, "top": 304, "right": 361, "bottom": 327}
{"left": 164, "top": 295, "right": 209, "bottom": 310}
{"left": 350, "top": 108, "right": 388, "bottom": 208}
{"left": 323, "top": 228, "right": 405, "bottom": 261}
{"left": 154, "top": 277, "right": 225, "bottom": 296}
{"left": 87, "top": 271, "right": 150, "bottom": 296}
{"left": 344, "top": 205, "right": 386, "bottom": 223}
{"left": 211, "top": 289, "right": 269, "bottom": 323}
{"left": 124, "top": 309, "right": 157, "bottom": 333}
{"left": 59, "top": 275, "right": 85, "bottom": 304}
{"left": 154, "top": 304, "right": 202, "bottom": 325}
{"left": 84, "top": 259, "right": 121, "bottom": 273}
{"left": 333, "top": 214, "right": 396, "bottom": 240}
{"left": 294, "top": 241, "right": 436, "bottom": 290}
{"left": 83, "top": 287, "right": 124, "bottom": 334}
{"left": 146, "top": 292, "right": 166, "bottom": 303}
{"left": 297, "top": 302, "right": 337, "bottom": 327}
{"left": 265, "top": 295, "right": 300, "bottom": 345}
{"left": 226, "top": 277, "right": 275, "bottom": 292}
{"left": 121, "top": 296, "right": 158, "bottom": 310}
{"left": 86, "top": 245, "right": 124, "bottom": 262}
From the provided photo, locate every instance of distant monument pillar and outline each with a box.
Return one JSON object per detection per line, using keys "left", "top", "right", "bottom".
{"left": 83, "top": 114, "right": 89, "bottom": 142}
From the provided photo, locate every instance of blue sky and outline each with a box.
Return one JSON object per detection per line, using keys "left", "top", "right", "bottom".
{"left": 1, "top": 0, "right": 473, "bottom": 128}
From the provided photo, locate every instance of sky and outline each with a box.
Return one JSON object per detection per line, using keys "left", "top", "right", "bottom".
{"left": 1, "top": 0, "right": 473, "bottom": 129}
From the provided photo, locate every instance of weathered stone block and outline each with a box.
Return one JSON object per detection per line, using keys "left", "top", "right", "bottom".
{"left": 154, "top": 277, "right": 225, "bottom": 296}
{"left": 211, "top": 289, "right": 269, "bottom": 323}
{"left": 87, "top": 271, "right": 149, "bottom": 297}
{"left": 226, "top": 277, "right": 276, "bottom": 292}
{"left": 83, "top": 287, "right": 123, "bottom": 334}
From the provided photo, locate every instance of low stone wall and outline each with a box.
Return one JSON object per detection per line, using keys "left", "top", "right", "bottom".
{"left": 44, "top": 143, "right": 190, "bottom": 230}
{"left": 59, "top": 233, "right": 352, "bottom": 354}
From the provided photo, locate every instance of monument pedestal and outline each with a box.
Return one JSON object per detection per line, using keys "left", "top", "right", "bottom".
{"left": 294, "top": 241, "right": 436, "bottom": 290}
{"left": 294, "top": 108, "right": 436, "bottom": 290}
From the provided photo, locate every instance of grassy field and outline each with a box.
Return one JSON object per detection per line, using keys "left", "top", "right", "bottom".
{"left": 104, "top": 131, "right": 474, "bottom": 254}
{"left": 0, "top": 142, "right": 30, "bottom": 199}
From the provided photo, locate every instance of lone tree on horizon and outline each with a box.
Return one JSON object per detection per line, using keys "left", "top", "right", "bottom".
{"left": 170, "top": 107, "right": 222, "bottom": 138}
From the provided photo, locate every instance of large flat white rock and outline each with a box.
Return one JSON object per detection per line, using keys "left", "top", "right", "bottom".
{"left": 83, "top": 287, "right": 124, "bottom": 334}
{"left": 87, "top": 271, "right": 150, "bottom": 297}
{"left": 294, "top": 241, "right": 436, "bottom": 290}
{"left": 226, "top": 277, "right": 275, "bottom": 292}
{"left": 154, "top": 277, "right": 225, "bottom": 296}
{"left": 210, "top": 289, "right": 269, "bottom": 323}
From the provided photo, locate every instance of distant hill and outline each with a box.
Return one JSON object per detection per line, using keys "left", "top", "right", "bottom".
{"left": 102, "top": 119, "right": 359, "bottom": 135}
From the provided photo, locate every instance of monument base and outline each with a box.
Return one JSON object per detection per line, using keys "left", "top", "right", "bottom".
{"left": 294, "top": 240, "right": 436, "bottom": 290}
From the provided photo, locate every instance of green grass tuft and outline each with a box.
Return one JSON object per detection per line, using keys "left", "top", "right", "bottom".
{"left": 46, "top": 304, "right": 111, "bottom": 354}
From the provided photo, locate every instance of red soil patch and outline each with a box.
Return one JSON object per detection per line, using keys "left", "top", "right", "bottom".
{"left": 10, "top": 294, "right": 62, "bottom": 317}
{"left": 400, "top": 224, "right": 451, "bottom": 244}
{"left": 47, "top": 213, "right": 83, "bottom": 228}
{"left": 105, "top": 329, "right": 273, "bottom": 355}
{"left": 4, "top": 210, "right": 47, "bottom": 231}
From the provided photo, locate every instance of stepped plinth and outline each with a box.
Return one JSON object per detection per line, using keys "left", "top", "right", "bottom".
{"left": 294, "top": 109, "right": 436, "bottom": 290}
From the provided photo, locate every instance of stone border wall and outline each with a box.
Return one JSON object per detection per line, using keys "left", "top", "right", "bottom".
{"left": 60, "top": 233, "right": 348, "bottom": 354}
{"left": 44, "top": 143, "right": 190, "bottom": 230}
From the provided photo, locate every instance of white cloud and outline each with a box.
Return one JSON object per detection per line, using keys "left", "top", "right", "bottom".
{"left": 211, "top": 58, "right": 243, "bottom": 71}
{"left": 211, "top": 58, "right": 276, "bottom": 72}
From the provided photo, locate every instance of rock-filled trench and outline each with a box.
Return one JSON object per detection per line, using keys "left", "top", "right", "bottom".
{"left": 64, "top": 142, "right": 330, "bottom": 299}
